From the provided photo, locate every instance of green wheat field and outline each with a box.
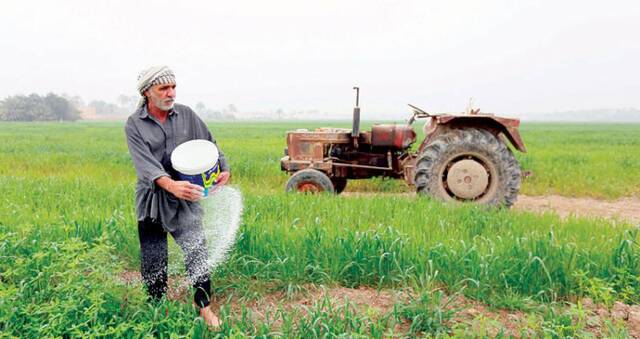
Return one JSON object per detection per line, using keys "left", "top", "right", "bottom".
{"left": 1, "top": 121, "right": 639, "bottom": 337}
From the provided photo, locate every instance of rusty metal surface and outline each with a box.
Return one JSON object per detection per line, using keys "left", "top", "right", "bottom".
{"left": 399, "top": 153, "right": 417, "bottom": 185}
{"left": 286, "top": 131, "right": 351, "bottom": 161}
{"left": 330, "top": 150, "right": 401, "bottom": 179}
{"left": 280, "top": 156, "right": 333, "bottom": 172}
{"left": 419, "top": 115, "right": 526, "bottom": 153}
{"left": 287, "top": 131, "right": 351, "bottom": 143}
{"left": 371, "top": 124, "right": 417, "bottom": 148}
{"left": 281, "top": 111, "right": 526, "bottom": 189}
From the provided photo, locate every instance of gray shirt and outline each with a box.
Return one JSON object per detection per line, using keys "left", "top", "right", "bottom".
{"left": 125, "top": 103, "right": 229, "bottom": 232}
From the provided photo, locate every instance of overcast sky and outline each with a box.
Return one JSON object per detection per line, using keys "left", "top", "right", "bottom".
{"left": 1, "top": 0, "right": 639, "bottom": 118}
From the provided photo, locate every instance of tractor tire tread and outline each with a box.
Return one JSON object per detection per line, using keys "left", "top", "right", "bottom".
{"left": 415, "top": 128, "right": 521, "bottom": 208}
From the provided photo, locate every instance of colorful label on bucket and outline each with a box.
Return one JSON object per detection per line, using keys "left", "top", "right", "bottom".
{"left": 176, "top": 162, "right": 221, "bottom": 197}
{"left": 201, "top": 165, "right": 221, "bottom": 197}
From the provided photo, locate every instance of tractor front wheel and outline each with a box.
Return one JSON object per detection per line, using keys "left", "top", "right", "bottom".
{"left": 286, "top": 169, "right": 335, "bottom": 193}
{"left": 415, "top": 128, "right": 521, "bottom": 207}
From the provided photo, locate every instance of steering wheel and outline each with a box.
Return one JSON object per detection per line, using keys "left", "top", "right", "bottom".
{"left": 408, "top": 104, "right": 429, "bottom": 115}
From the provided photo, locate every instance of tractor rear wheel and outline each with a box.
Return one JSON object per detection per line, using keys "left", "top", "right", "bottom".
{"left": 415, "top": 128, "right": 521, "bottom": 207}
{"left": 331, "top": 177, "right": 348, "bottom": 194}
{"left": 286, "top": 169, "right": 335, "bottom": 193}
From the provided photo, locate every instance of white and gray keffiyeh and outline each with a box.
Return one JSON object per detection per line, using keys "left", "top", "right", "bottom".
{"left": 136, "top": 65, "right": 176, "bottom": 109}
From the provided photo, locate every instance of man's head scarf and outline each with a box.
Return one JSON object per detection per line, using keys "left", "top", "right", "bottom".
{"left": 136, "top": 65, "right": 176, "bottom": 110}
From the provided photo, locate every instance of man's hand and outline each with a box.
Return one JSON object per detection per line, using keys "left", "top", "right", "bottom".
{"left": 156, "top": 176, "right": 203, "bottom": 202}
{"left": 171, "top": 181, "right": 205, "bottom": 201}
{"left": 215, "top": 171, "right": 231, "bottom": 186}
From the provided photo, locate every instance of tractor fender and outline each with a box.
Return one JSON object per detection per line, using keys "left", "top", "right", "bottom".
{"left": 420, "top": 115, "right": 527, "bottom": 153}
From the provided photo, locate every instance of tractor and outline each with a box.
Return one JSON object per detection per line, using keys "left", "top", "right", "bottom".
{"left": 280, "top": 87, "right": 526, "bottom": 207}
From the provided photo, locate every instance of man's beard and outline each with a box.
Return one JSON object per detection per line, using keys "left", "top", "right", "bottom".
{"left": 152, "top": 97, "right": 174, "bottom": 111}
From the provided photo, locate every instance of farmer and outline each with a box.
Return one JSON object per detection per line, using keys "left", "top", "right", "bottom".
{"left": 124, "top": 65, "right": 230, "bottom": 327}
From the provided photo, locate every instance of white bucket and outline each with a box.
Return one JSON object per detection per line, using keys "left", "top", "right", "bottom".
{"left": 171, "top": 139, "right": 220, "bottom": 197}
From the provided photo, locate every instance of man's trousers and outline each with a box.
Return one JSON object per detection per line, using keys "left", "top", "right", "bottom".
{"left": 137, "top": 218, "right": 211, "bottom": 307}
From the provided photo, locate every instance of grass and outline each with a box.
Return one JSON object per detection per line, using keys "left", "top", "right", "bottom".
{"left": 518, "top": 123, "right": 640, "bottom": 198}
{"left": 0, "top": 121, "right": 639, "bottom": 337}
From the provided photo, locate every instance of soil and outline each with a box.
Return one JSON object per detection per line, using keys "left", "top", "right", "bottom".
{"left": 341, "top": 192, "right": 640, "bottom": 224}
{"left": 514, "top": 195, "right": 640, "bottom": 224}
{"left": 118, "top": 272, "right": 640, "bottom": 337}
{"left": 119, "top": 271, "right": 191, "bottom": 301}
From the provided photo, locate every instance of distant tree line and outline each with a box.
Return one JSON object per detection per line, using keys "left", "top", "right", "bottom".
{"left": 87, "top": 95, "right": 138, "bottom": 117}
{"left": 0, "top": 92, "right": 239, "bottom": 121}
{"left": 85, "top": 98, "right": 236, "bottom": 120}
{"left": 195, "top": 102, "right": 236, "bottom": 120}
{"left": 0, "top": 93, "right": 81, "bottom": 121}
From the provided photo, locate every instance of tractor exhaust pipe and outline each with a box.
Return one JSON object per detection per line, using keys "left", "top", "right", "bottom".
{"left": 352, "top": 86, "right": 360, "bottom": 147}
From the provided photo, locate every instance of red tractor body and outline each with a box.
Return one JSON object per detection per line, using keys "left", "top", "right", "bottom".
{"left": 280, "top": 88, "right": 526, "bottom": 207}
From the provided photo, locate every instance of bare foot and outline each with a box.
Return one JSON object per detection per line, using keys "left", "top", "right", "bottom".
{"left": 199, "top": 305, "right": 221, "bottom": 329}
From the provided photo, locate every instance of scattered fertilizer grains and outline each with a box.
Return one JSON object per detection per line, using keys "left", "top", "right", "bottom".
{"left": 165, "top": 186, "right": 244, "bottom": 285}
{"left": 174, "top": 186, "right": 243, "bottom": 282}
{"left": 202, "top": 187, "right": 243, "bottom": 267}
{"left": 1, "top": 122, "right": 639, "bottom": 337}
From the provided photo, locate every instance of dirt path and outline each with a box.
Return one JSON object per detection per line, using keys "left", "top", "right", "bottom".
{"left": 514, "top": 195, "right": 640, "bottom": 224}
{"left": 118, "top": 271, "right": 640, "bottom": 337}
{"left": 342, "top": 192, "right": 640, "bottom": 224}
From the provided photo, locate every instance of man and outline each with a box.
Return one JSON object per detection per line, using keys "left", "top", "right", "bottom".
{"left": 124, "top": 65, "right": 230, "bottom": 327}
